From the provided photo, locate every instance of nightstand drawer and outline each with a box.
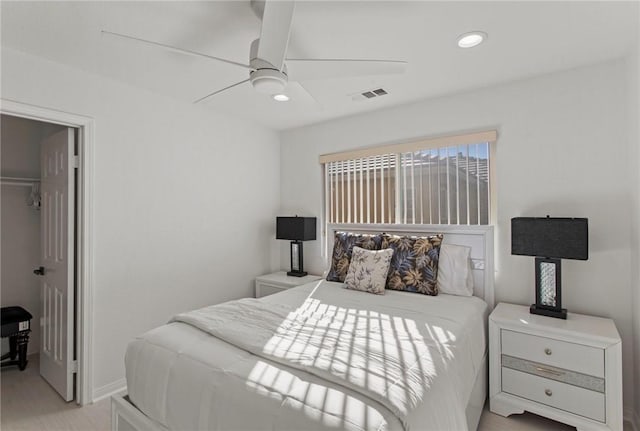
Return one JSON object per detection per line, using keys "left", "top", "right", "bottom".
{"left": 502, "top": 330, "right": 604, "bottom": 378}
{"left": 502, "top": 367, "right": 605, "bottom": 422}
{"left": 502, "top": 355, "right": 605, "bottom": 392}
{"left": 255, "top": 272, "right": 323, "bottom": 298}
{"left": 256, "top": 283, "right": 286, "bottom": 298}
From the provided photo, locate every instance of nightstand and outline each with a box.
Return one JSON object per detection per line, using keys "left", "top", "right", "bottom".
{"left": 489, "top": 303, "right": 622, "bottom": 431}
{"left": 255, "top": 271, "right": 322, "bottom": 298}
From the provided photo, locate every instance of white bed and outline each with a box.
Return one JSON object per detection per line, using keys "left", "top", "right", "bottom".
{"left": 112, "top": 224, "right": 494, "bottom": 431}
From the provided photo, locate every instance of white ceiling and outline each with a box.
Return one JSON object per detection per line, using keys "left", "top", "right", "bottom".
{"left": 1, "top": 1, "right": 638, "bottom": 130}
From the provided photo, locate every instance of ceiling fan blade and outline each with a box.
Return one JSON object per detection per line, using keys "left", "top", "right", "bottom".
{"left": 256, "top": 1, "right": 295, "bottom": 71}
{"left": 286, "top": 81, "right": 320, "bottom": 106}
{"left": 102, "top": 30, "right": 252, "bottom": 70}
{"left": 194, "top": 79, "right": 251, "bottom": 104}
{"left": 286, "top": 59, "right": 407, "bottom": 81}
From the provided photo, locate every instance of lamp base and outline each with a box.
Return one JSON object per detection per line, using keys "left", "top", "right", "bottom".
{"left": 287, "top": 270, "right": 307, "bottom": 277}
{"left": 530, "top": 304, "right": 567, "bottom": 319}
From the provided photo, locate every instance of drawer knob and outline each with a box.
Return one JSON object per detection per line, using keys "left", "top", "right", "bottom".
{"left": 544, "top": 348, "right": 552, "bottom": 355}
{"left": 545, "top": 389, "right": 553, "bottom": 397}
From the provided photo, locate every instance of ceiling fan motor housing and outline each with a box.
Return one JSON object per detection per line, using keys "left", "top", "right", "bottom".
{"left": 250, "top": 68, "right": 288, "bottom": 94}
{"left": 249, "top": 38, "right": 288, "bottom": 94}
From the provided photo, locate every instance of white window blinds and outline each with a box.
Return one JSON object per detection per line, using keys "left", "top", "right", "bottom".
{"left": 321, "top": 130, "right": 496, "bottom": 225}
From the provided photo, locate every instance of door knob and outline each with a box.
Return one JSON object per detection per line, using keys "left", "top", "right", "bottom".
{"left": 33, "top": 266, "right": 45, "bottom": 276}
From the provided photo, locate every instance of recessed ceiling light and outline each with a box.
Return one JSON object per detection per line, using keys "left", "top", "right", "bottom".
{"left": 273, "top": 94, "right": 289, "bottom": 102}
{"left": 457, "top": 31, "right": 487, "bottom": 48}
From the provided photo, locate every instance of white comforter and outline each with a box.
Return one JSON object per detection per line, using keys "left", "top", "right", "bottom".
{"left": 126, "top": 280, "right": 488, "bottom": 431}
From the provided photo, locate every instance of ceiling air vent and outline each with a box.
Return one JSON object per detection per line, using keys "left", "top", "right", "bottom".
{"left": 351, "top": 87, "right": 389, "bottom": 102}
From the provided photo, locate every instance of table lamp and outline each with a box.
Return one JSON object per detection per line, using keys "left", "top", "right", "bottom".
{"left": 511, "top": 216, "right": 588, "bottom": 319}
{"left": 276, "top": 216, "right": 316, "bottom": 277}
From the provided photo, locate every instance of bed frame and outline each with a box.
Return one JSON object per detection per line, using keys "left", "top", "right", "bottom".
{"left": 112, "top": 224, "right": 495, "bottom": 431}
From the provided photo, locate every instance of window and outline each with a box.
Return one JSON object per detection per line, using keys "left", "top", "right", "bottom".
{"left": 321, "top": 130, "right": 496, "bottom": 226}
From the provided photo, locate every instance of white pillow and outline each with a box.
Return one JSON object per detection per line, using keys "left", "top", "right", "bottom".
{"left": 437, "top": 243, "right": 474, "bottom": 296}
{"left": 344, "top": 246, "right": 394, "bottom": 295}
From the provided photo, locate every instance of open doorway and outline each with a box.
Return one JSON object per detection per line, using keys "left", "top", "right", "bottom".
{"left": 1, "top": 114, "right": 78, "bottom": 402}
{"left": 0, "top": 100, "right": 94, "bottom": 408}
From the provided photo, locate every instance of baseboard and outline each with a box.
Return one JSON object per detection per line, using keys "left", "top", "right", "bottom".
{"left": 92, "top": 378, "right": 126, "bottom": 403}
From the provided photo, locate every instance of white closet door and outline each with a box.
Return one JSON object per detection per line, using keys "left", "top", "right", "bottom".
{"left": 39, "top": 128, "right": 75, "bottom": 402}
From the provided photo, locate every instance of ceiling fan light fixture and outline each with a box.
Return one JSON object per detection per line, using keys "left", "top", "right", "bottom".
{"left": 273, "top": 94, "right": 289, "bottom": 102}
{"left": 457, "top": 31, "right": 487, "bottom": 48}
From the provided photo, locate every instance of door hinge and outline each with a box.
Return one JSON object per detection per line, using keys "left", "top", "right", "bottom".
{"left": 72, "top": 155, "right": 80, "bottom": 169}
{"left": 71, "top": 360, "right": 78, "bottom": 373}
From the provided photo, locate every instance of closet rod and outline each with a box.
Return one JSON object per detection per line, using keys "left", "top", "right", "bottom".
{"left": 0, "top": 176, "right": 41, "bottom": 187}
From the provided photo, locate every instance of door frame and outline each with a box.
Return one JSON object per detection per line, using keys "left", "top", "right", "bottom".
{"left": 1, "top": 98, "right": 94, "bottom": 406}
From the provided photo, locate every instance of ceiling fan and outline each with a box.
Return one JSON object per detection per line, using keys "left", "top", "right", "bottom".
{"left": 102, "top": 0, "right": 407, "bottom": 104}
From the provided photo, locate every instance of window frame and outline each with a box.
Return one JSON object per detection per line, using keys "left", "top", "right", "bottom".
{"left": 319, "top": 130, "right": 497, "bottom": 252}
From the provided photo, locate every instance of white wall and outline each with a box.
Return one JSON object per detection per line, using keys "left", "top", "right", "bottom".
{"left": 0, "top": 115, "right": 65, "bottom": 355}
{"left": 280, "top": 59, "right": 637, "bottom": 418}
{"left": 1, "top": 47, "right": 281, "bottom": 396}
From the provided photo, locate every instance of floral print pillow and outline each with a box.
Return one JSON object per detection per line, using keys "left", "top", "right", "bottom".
{"left": 326, "top": 232, "right": 383, "bottom": 282}
{"left": 344, "top": 247, "right": 394, "bottom": 295}
{"left": 382, "top": 233, "right": 444, "bottom": 295}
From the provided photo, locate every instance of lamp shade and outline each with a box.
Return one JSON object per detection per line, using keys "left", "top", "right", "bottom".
{"left": 511, "top": 217, "right": 588, "bottom": 260}
{"left": 276, "top": 217, "right": 316, "bottom": 241}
